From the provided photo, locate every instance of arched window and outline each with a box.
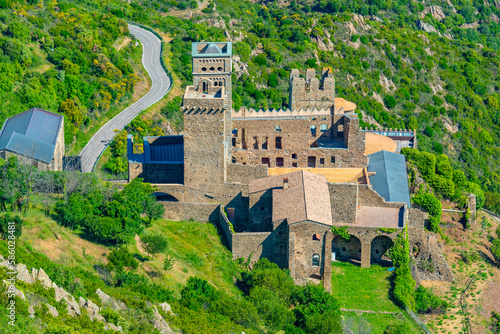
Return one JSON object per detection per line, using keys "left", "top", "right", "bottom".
{"left": 310, "top": 125, "right": 316, "bottom": 136}
{"left": 312, "top": 254, "right": 320, "bottom": 267}
{"left": 214, "top": 81, "right": 218, "bottom": 86}
{"left": 217, "top": 67, "right": 223, "bottom": 71}
{"left": 210, "top": 67, "right": 215, "bottom": 71}
{"left": 202, "top": 81, "right": 208, "bottom": 93}
{"left": 312, "top": 234, "right": 320, "bottom": 241}
{"left": 202, "top": 67, "right": 207, "bottom": 72}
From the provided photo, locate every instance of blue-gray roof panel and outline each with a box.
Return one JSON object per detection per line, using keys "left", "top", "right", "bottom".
{"left": 0, "top": 108, "right": 62, "bottom": 164}
{"left": 367, "top": 150, "right": 411, "bottom": 207}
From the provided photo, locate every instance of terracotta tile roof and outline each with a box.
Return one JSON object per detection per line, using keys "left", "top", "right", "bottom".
{"left": 356, "top": 206, "right": 404, "bottom": 228}
{"left": 249, "top": 171, "right": 332, "bottom": 226}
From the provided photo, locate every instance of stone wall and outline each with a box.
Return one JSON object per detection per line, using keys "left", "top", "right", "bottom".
{"left": 289, "top": 68, "right": 335, "bottom": 110}
{"left": 52, "top": 117, "right": 65, "bottom": 171}
{"left": 288, "top": 220, "right": 332, "bottom": 291}
{"left": 161, "top": 201, "right": 219, "bottom": 223}
{"left": 231, "top": 114, "right": 367, "bottom": 169}
{"left": 226, "top": 163, "right": 268, "bottom": 184}
{"left": 232, "top": 231, "right": 272, "bottom": 263}
{"left": 218, "top": 205, "right": 234, "bottom": 249}
{"left": 329, "top": 183, "right": 357, "bottom": 224}
{"left": 248, "top": 189, "right": 273, "bottom": 232}
{"left": 357, "top": 184, "right": 406, "bottom": 208}
{"left": 128, "top": 163, "right": 183, "bottom": 184}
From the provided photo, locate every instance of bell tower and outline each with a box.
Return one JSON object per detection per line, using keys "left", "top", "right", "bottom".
{"left": 182, "top": 42, "right": 233, "bottom": 200}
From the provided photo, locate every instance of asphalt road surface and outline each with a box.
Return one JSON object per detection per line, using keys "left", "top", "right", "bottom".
{"left": 79, "top": 24, "right": 171, "bottom": 173}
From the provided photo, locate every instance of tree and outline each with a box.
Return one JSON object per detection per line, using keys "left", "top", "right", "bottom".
{"left": 106, "top": 248, "right": 138, "bottom": 271}
{"left": 144, "top": 195, "right": 164, "bottom": 226}
{"left": 0, "top": 214, "right": 23, "bottom": 240}
{"left": 140, "top": 234, "right": 168, "bottom": 258}
{"left": 59, "top": 99, "right": 84, "bottom": 127}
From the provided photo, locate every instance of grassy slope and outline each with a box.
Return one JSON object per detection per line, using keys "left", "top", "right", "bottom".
{"left": 331, "top": 262, "right": 423, "bottom": 333}
{"left": 15, "top": 208, "right": 242, "bottom": 299}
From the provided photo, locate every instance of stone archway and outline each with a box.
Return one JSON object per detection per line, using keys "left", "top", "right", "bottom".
{"left": 153, "top": 192, "right": 179, "bottom": 202}
{"left": 332, "top": 235, "right": 361, "bottom": 262}
{"left": 370, "top": 235, "right": 394, "bottom": 264}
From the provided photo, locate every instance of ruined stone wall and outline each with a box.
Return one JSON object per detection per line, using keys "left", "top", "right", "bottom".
{"left": 289, "top": 68, "right": 335, "bottom": 110}
{"left": 161, "top": 201, "right": 219, "bottom": 223}
{"left": 288, "top": 221, "right": 332, "bottom": 290}
{"left": 329, "top": 183, "right": 357, "bottom": 224}
{"left": 3, "top": 151, "right": 50, "bottom": 171}
{"left": 226, "top": 163, "right": 268, "bottom": 184}
{"left": 332, "top": 235, "right": 362, "bottom": 261}
{"left": 231, "top": 115, "right": 367, "bottom": 168}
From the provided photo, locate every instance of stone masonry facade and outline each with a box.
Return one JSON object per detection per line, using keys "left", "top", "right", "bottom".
{"left": 143, "top": 41, "right": 452, "bottom": 291}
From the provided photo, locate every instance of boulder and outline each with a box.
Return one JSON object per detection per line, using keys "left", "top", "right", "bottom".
{"left": 65, "top": 295, "right": 81, "bottom": 317}
{"left": 46, "top": 303, "right": 58, "bottom": 317}
{"left": 353, "top": 14, "right": 371, "bottom": 30}
{"left": 159, "top": 302, "right": 174, "bottom": 315}
{"left": 30, "top": 268, "right": 38, "bottom": 283}
{"left": 36, "top": 269, "right": 52, "bottom": 289}
{"left": 54, "top": 286, "right": 69, "bottom": 302}
{"left": 79, "top": 296, "right": 86, "bottom": 308}
{"left": 416, "top": 20, "right": 438, "bottom": 34}
{"left": 0, "top": 255, "right": 10, "bottom": 269}
{"left": 16, "top": 264, "right": 33, "bottom": 284}
{"left": 80, "top": 297, "right": 105, "bottom": 322}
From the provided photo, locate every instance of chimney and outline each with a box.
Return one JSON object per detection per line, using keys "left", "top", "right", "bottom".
{"left": 283, "top": 177, "right": 289, "bottom": 189}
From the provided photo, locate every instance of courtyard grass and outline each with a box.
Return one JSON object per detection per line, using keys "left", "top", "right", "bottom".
{"left": 331, "top": 261, "right": 399, "bottom": 312}
{"left": 332, "top": 261, "right": 424, "bottom": 333}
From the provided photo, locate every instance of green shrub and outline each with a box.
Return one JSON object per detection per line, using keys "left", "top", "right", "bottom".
{"left": 106, "top": 248, "right": 138, "bottom": 271}
{"left": 414, "top": 286, "right": 448, "bottom": 314}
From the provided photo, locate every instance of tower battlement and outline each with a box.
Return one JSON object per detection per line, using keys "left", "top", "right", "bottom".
{"left": 289, "top": 67, "right": 335, "bottom": 110}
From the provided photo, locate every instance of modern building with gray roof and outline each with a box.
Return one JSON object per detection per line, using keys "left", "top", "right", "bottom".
{"left": 367, "top": 150, "right": 411, "bottom": 207}
{"left": 0, "top": 108, "right": 65, "bottom": 171}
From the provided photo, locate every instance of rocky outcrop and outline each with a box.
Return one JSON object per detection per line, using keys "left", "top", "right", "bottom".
{"left": 79, "top": 296, "right": 105, "bottom": 322}
{"left": 16, "top": 264, "right": 33, "bottom": 284}
{"left": 420, "top": 6, "right": 446, "bottom": 21}
{"left": 416, "top": 20, "right": 438, "bottom": 34}
{"left": 344, "top": 21, "right": 357, "bottom": 35}
{"left": 47, "top": 303, "right": 59, "bottom": 317}
{"left": 96, "top": 289, "right": 127, "bottom": 311}
{"left": 153, "top": 306, "right": 175, "bottom": 334}
{"left": 460, "top": 22, "right": 479, "bottom": 29}
{"left": 353, "top": 14, "right": 371, "bottom": 31}
{"left": 36, "top": 269, "right": 52, "bottom": 289}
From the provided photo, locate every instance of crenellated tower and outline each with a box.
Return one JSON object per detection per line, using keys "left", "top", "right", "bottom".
{"left": 289, "top": 67, "right": 335, "bottom": 111}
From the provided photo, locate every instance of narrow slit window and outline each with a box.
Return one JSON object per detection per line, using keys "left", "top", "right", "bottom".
{"left": 275, "top": 137, "right": 282, "bottom": 150}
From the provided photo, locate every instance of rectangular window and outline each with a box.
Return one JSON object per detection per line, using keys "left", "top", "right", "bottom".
{"left": 253, "top": 137, "right": 258, "bottom": 150}
{"left": 337, "top": 124, "right": 344, "bottom": 138}
{"left": 276, "top": 157, "right": 284, "bottom": 167}
{"left": 261, "top": 157, "right": 270, "bottom": 167}
{"left": 275, "top": 137, "right": 282, "bottom": 149}
{"left": 310, "top": 125, "right": 316, "bottom": 136}
{"left": 292, "top": 162, "right": 298, "bottom": 167}
{"left": 308, "top": 156, "right": 316, "bottom": 168}
{"left": 331, "top": 156, "right": 336, "bottom": 163}
{"left": 292, "top": 153, "right": 297, "bottom": 159}
{"left": 275, "top": 125, "right": 281, "bottom": 132}
{"left": 232, "top": 138, "right": 236, "bottom": 148}
{"left": 320, "top": 124, "right": 328, "bottom": 132}
{"left": 262, "top": 137, "right": 268, "bottom": 150}
{"left": 320, "top": 158, "right": 325, "bottom": 165}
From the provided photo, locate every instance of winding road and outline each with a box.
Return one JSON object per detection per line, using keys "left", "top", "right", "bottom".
{"left": 79, "top": 24, "right": 171, "bottom": 173}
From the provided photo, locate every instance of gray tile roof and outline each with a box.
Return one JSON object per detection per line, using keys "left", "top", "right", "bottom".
{"left": 367, "top": 150, "right": 411, "bottom": 207}
{"left": 0, "top": 108, "right": 63, "bottom": 164}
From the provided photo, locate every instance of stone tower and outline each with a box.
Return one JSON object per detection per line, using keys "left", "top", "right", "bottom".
{"left": 289, "top": 67, "right": 335, "bottom": 110}
{"left": 182, "top": 42, "right": 233, "bottom": 200}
